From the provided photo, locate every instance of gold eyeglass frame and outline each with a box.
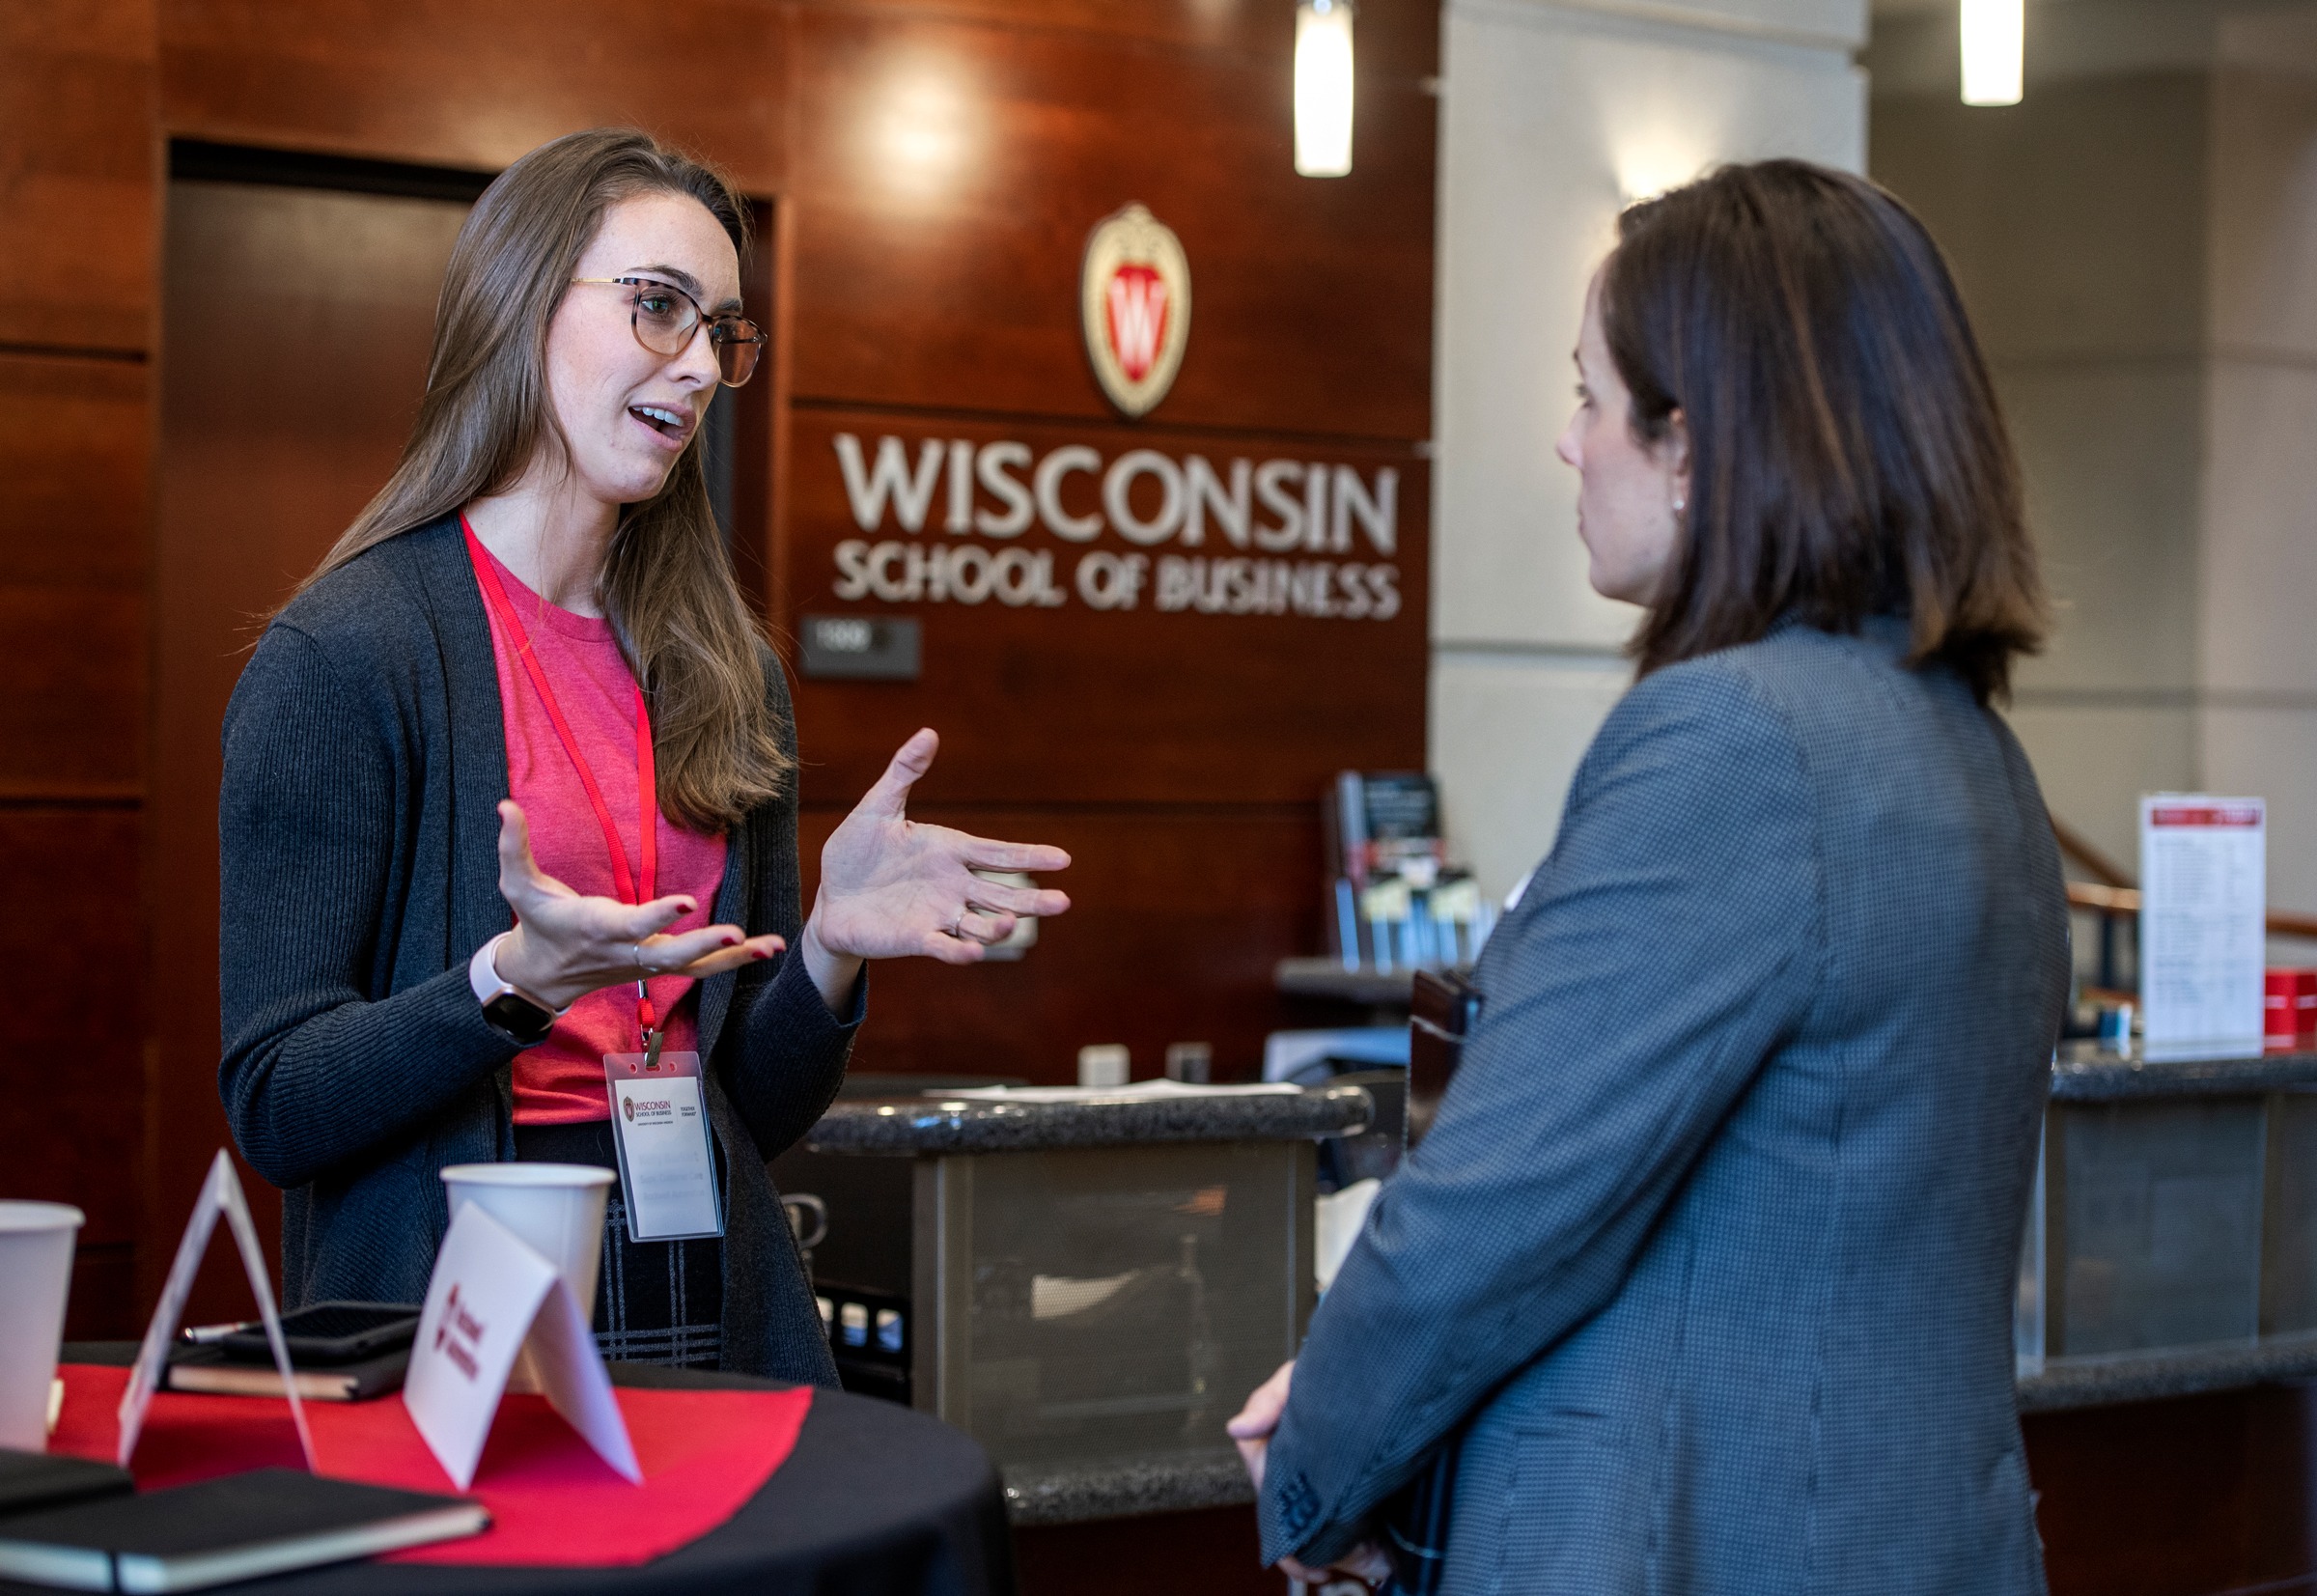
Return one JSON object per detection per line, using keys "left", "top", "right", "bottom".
{"left": 569, "top": 275, "right": 768, "bottom": 388}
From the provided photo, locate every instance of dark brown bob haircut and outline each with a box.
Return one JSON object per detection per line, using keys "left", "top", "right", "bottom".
{"left": 1604, "top": 159, "right": 2045, "bottom": 703}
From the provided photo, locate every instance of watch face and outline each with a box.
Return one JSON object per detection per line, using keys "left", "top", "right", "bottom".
{"left": 484, "top": 991, "right": 556, "bottom": 1045}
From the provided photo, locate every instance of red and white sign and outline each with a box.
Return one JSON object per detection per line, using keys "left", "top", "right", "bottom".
{"left": 405, "top": 1203, "right": 639, "bottom": 1490}
{"left": 1081, "top": 205, "right": 1191, "bottom": 417}
{"left": 2140, "top": 793, "right": 2268, "bottom": 1055}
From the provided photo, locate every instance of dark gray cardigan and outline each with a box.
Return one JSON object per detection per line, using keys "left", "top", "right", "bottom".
{"left": 217, "top": 516, "right": 856, "bottom": 1385}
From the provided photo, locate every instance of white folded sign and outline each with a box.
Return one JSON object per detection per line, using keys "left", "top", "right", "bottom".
{"left": 403, "top": 1203, "right": 641, "bottom": 1491}
{"left": 120, "top": 1150, "right": 314, "bottom": 1470}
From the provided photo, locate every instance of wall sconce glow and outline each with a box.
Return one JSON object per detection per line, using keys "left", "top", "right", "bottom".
{"left": 1295, "top": 0, "right": 1354, "bottom": 178}
{"left": 1613, "top": 142, "right": 1706, "bottom": 207}
{"left": 1960, "top": 0, "right": 2023, "bottom": 105}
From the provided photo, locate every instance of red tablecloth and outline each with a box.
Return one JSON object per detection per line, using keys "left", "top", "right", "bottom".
{"left": 50, "top": 1363, "right": 812, "bottom": 1567}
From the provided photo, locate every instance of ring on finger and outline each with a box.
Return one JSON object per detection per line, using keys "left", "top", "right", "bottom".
{"left": 634, "top": 940, "right": 654, "bottom": 974}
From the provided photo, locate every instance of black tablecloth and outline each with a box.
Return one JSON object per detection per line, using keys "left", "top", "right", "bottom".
{"left": 19, "top": 1346, "right": 1014, "bottom": 1596}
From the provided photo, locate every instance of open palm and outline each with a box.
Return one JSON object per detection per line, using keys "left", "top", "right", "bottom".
{"left": 813, "top": 728, "right": 1072, "bottom": 965}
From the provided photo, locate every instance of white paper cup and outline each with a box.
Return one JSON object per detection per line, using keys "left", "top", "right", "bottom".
{"left": 0, "top": 1202, "right": 83, "bottom": 1450}
{"left": 438, "top": 1164, "right": 615, "bottom": 1321}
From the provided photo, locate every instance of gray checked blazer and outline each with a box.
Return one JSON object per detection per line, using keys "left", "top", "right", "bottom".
{"left": 1258, "top": 616, "right": 2070, "bottom": 1594}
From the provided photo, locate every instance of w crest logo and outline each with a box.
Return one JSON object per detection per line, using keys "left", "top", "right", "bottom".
{"left": 1081, "top": 205, "right": 1191, "bottom": 417}
{"left": 1105, "top": 266, "right": 1170, "bottom": 383}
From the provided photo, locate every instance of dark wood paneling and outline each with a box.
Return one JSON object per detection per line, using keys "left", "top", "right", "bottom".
{"left": 812, "top": 0, "right": 1436, "bottom": 73}
{"left": 0, "top": 1, "right": 157, "bottom": 350}
{"left": 0, "top": 354, "right": 150, "bottom": 789}
{"left": 784, "top": 409, "right": 1428, "bottom": 806}
{"left": 65, "top": 1245, "right": 140, "bottom": 1341}
{"left": 786, "top": 7, "right": 1436, "bottom": 436}
{"left": 0, "top": 813, "right": 143, "bottom": 1255}
{"left": 2026, "top": 1387, "right": 2317, "bottom": 1596}
{"left": 801, "top": 804, "right": 1326, "bottom": 1083}
{"left": 149, "top": 180, "right": 471, "bottom": 1317}
{"left": 1016, "top": 1504, "right": 1285, "bottom": 1596}
{"left": 0, "top": 591, "right": 143, "bottom": 792}
{"left": 0, "top": 353, "right": 151, "bottom": 586}
{"left": 158, "top": 0, "right": 789, "bottom": 192}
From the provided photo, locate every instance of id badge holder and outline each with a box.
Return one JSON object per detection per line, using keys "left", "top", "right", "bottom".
{"left": 603, "top": 1048, "right": 725, "bottom": 1243}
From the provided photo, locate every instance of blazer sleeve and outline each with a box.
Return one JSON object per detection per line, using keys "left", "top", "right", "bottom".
{"left": 1256, "top": 659, "right": 1826, "bottom": 1568}
{"left": 218, "top": 623, "right": 518, "bottom": 1190}
{"left": 715, "top": 646, "right": 862, "bottom": 1158}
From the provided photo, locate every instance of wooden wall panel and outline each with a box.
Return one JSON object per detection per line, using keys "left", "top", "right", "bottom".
{"left": 1017, "top": 1504, "right": 1284, "bottom": 1596}
{"left": 819, "top": 0, "right": 1436, "bottom": 70}
{"left": 0, "top": 0, "right": 157, "bottom": 351}
{"left": 0, "top": 354, "right": 151, "bottom": 583}
{"left": 0, "top": 354, "right": 150, "bottom": 798}
{"left": 0, "top": 811, "right": 144, "bottom": 1252}
{"left": 800, "top": 804, "right": 1326, "bottom": 1083}
{"left": 148, "top": 180, "right": 472, "bottom": 1316}
{"left": 785, "top": 7, "right": 1437, "bottom": 435}
{"left": 0, "top": 7, "right": 156, "bottom": 1334}
{"left": 784, "top": 407, "right": 1429, "bottom": 805}
{"left": 2026, "top": 1388, "right": 2317, "bottom": 1595}
{"left": 0, "top": 589, "right": 143, "bottom": 796}
{"left": 158, "top": 0, "right": 790, "bottom": 191}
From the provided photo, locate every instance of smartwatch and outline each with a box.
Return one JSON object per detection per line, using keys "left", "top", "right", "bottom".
{"left": 470, "top": 933, "right": 565, "bottom": 1047}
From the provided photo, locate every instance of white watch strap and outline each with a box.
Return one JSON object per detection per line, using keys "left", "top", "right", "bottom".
{"left": 469, "top": 932, "right": 515, "bottom": 1007}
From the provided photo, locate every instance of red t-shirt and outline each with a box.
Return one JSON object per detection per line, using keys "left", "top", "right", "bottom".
{"left": 469, "top": 537, "right": 731, "bottom": 1124}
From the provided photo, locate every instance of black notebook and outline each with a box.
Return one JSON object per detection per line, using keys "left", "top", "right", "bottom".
{"left": 162, "top": 1344, "right": 408, "bottom": 1403}
{"left": 0, "top": 1452, "right": 133, "bottom": 1520}
{"left": 0, "top": 1468, "right": 488, "bottom": 1592}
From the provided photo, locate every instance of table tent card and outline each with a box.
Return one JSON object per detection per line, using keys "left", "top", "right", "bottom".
{"left": 404, "top": 1202, "right": 641, "bottom": 1491}
{"left": 2140, "top": 795, "right": 2267, "bottom": 1058}
{"left": 121, "top": 1149, "right": 315, "bottom": 1470}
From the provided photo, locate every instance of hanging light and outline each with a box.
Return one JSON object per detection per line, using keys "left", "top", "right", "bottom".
{"left": 1295, "top": 0, "right": 1354, "bottom": 178}
{"left": 1960, "top": 0, "right": 2023, "bottom": 105}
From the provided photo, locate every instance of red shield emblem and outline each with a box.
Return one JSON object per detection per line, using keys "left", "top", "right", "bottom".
{"left": 1081, "top": 206, "right": 1191, "bottom": 417}
{"left": 1104, "top": 265, "right": 1171, "bottom": 383}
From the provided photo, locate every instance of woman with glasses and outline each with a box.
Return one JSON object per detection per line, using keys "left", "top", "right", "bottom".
{"left": 216, "top": 128, "right": 1069, "bottom": 1381}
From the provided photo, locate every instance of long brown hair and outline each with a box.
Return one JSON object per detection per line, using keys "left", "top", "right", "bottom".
{"left": 296, "top": 127, "right": 787, "bottom": 830}
{"left": 1604, "top": 159, "right": 2046, "bottom": 703}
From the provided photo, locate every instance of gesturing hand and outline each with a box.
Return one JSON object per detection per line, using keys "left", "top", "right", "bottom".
{"left": 809, "top": 728, "right": 1072, "bottom": 967}
{"left": 490, "top": 799, "right": 782, "bottom": 1011}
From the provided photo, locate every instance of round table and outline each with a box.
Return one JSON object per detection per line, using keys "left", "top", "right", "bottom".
{"left": 20, "top": 1348, "right": 1014, "bottom": 1596}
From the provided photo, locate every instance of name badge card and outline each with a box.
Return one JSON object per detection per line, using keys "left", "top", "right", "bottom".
{"left": 120, "top": 1150, "right": 314, "bottom": 1470}
{"left": 405, "top": 1202, "right": 640, "bottom": 1491}
{"left": 603, "top": 1050, "right": 722, "bottom": 1242}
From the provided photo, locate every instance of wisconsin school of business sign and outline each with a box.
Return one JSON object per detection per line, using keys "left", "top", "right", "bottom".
{"left": 1080, "top": 204, "right": 1190, "bottom": 418}
{"left": 811, "top": 206, "right": 1405, "bottom": 625}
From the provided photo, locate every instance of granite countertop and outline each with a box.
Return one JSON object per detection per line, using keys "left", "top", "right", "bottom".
{"left": 2015, "top": 1332, "right": 2317, "bottom": 1412}
{"left": 803, "top": 1081, "right": 1374, "bottom": 1155}
{"left": 1005, "top": 1451, "right": 1254, "bottom": 1526}
{"left": 2050, "top": 1041, "right": 2317, "bottom": 1102}
{"left": 1004, "top": 1335, "right": 2317, "bottom": 1525}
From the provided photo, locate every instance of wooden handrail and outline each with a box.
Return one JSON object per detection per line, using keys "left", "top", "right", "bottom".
{"left": 2063, "top": 881, "right": 2317, "bottom": 942}
{"left": 2050, "top": 812, "right": 2134, "bottom": 888}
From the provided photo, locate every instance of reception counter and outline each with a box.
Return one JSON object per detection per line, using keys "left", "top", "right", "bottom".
{"left": 771, "top": 1083, "right": 1370, "bottom": 1528}
{"left": 782, "top": 1048, "right": 2317, "bottom": 1593}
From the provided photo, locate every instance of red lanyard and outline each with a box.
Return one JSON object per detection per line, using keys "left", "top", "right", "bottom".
{"left": 463, "top": 518, "right": 662, "bottom": 1044}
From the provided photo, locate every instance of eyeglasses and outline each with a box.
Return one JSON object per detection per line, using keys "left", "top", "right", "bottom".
{"left": 569, "top": 276, "right": 767, "bottom": 387}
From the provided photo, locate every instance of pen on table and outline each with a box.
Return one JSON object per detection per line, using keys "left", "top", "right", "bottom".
{"left": 181, "top": 1320, "right": 255, "bottom": 1343}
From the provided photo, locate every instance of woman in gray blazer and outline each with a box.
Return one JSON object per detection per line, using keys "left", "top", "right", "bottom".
{"left": 1231, "top": 161, "right": 2070, "bottom": 1593}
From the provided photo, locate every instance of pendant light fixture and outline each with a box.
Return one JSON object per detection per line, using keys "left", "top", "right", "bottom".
{"left": 1960, "top": 0, "right": 2023, "bottom": 105}
{"left": 1295, "top": 0, "right": 1355, "bottom": 177}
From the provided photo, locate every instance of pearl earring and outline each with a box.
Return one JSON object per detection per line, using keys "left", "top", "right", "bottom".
{"left": 1672, "top": 493, "right": 1687, "bottom": 516}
